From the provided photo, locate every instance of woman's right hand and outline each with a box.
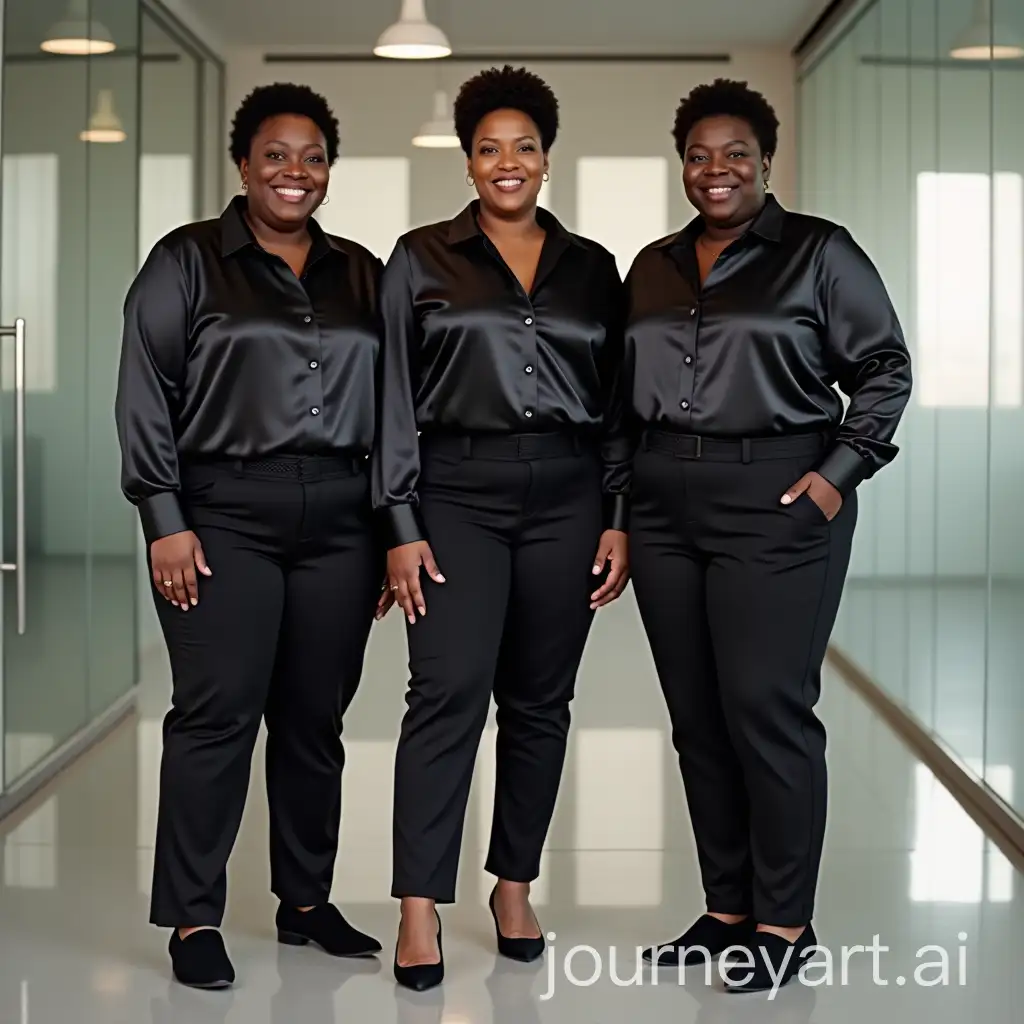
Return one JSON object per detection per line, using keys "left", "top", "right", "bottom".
{"left": 387, "top": 541, "right": 445, "bottom": 624}
{"left": 151, "top": 530, "right": 212, "bottom": 610}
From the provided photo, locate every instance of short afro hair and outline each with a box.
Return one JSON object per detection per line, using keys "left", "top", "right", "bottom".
{"left": 229, "top": 83, "right": 340, "bottom": 167}
{"left": 672, "top": 78, "right": 779, "bottom": 161}
{"left": 453, "top": 65, "right": 559, "bottom": 156}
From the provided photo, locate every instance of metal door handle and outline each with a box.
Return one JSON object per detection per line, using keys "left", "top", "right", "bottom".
{"left": 0, "top": 318, "right": 26, "bottom": 634}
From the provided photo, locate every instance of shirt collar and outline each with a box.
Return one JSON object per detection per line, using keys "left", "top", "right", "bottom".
{"left": 446, "top": 200, "right": 586, "bottom": 249}
{"left": 654, "top": 193, "right": 786, "bottom": 249}
{"left": 219, "top": 195, "right": 348, "bottom": 259}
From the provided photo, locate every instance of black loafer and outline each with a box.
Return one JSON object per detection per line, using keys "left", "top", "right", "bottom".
{"left": 276, "top": 904, "right": 382, "bottom": 958}
{"left": 642, "top": 914, "right": 755, "bottom": 967}
{"left": 169, "top": 929, "right": 235, "bottom": 989}
{"left": 489, "top": 886, "right": 545, "bottom": 963}
{"left": 725, "top": 924, "right": 818, "bottom": 993}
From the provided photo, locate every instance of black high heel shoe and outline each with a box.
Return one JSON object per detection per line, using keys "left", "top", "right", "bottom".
{"left": 394, "top": 909, "right": 444, "bottom": 991}
{"left": 489, "top": 886, "right": 545, "bottom": 963}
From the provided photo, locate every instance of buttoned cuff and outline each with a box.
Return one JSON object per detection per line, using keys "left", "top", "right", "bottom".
{"left": 381, "top": 502, "right": 426, "bottom": 549}
{"left": 603, "top": 493, "right": 629, "bottom": 533}
{"left": 138, "top": 492, "right": 188, "bottom": 545}
{"left": 816, "top": 442, "right": 868, "bottom": 498}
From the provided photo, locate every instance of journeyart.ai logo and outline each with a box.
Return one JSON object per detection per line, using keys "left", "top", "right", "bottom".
{"left": 539, "top": 932, "right": 971, "bottom": 1001}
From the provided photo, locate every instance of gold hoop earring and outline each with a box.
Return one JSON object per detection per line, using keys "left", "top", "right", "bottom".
{"left": 321, "top": 194, "right": 330, "bottom": 205}
{"left": 240, "top": 180, "right": 248, "bottom": 193}
{"left": 466, "top": 174, "right": 475, "bottom": 187}
{"left": 543, "top": 172, "right": 550, "bottom": 182}
{"left": 764, "top": 179, "right": 771, "bottom": 192}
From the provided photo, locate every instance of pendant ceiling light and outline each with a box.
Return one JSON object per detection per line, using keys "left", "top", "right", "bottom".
{"left": 413, "top": 91, "right": 460, "bottom": 148}
{"left": 374, "top": 0, "right": 451, "bottom": 60}
{"left": 80, "top": 90, "right": 126, "bottom": 143}
{"left": 41, "top": 0, "right": 116, "bottom": 55}
{"left": 950, "top": 0, "right": 1024, "bottom": 59}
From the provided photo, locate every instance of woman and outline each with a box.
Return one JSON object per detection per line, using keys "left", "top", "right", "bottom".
{"left": 115, "top": 83, "right": 388, "bottom": 989}
{"left": 374, "top": 65, "right": 631, "bottom": 991}
{"left": 625, "top": 79, "right": 912, "bottom": 993}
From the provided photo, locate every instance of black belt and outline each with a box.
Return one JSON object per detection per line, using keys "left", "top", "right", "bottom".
{"left": 642, "top": 429, "right": 828, "bottom": 463}
{"left": 184, "top": 452, "right": 365, "bottom": 480}
{"left": 422, "top": 431, "right": 591, "bottom": 460}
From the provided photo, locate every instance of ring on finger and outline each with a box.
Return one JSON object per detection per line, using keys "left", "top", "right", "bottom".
{"left": 163, "top": 580, "right": 173, "bottom": 587}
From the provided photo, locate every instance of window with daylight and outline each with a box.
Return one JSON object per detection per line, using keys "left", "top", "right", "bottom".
{"left": 916, "top": 172, "right": 1023, "bottom": 408}
{"left": 577, "top": 157, "right": 669, "bottom": 277}
{"left": 2, "top": 155, "right": 58, "bottom": 393}
{"left": 318, "top": 157, "right": 410, "bottom": 261}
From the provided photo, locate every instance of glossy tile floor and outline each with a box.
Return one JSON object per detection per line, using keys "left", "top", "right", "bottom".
{"left": 2, "top": 593, "right": 1023, "bottom": 1023}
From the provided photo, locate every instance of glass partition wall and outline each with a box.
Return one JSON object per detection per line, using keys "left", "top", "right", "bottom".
{"left": 0, "top": 0, "right": 223, "bottom": 807}
{"left": 798, "top": 0, "right": 1024, "bottom": 822}
{"left": 0, "top": 0, "right": 139, "bottom": 796}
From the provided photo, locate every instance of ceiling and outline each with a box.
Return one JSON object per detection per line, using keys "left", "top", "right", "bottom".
{"left": 199, "top": 0, "right": 830, "bottom": 52}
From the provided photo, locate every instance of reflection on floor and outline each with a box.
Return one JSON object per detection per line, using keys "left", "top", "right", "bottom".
{"left": 833, "top": 578, "right": 1024, "bottom": 820}
{"left": 2, "top": 593, "right": 1024, "bottom": 1022}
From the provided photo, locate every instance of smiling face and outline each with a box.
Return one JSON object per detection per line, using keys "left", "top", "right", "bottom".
{"left": 682, "top": 114, "right": 771, "bottom": 231}
{"left": 240, "top": 113, "right": 329, "bottom": 230}
{"left": 468, "top": 108, "right": 548, "bottom": 218}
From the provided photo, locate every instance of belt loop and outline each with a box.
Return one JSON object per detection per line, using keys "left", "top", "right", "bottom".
{"left": 694, "top": 435, "right": 702, "bottom": 459}
{"left": 741, "top": 439, "right": 752, "bottom": 464}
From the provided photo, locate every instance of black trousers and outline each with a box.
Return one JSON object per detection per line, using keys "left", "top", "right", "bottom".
{"left": 629, "top": 430, "right": 856, "bottom": 927}
{"left": 149, "top": 454, "right": 381, "bottom": 928}
{"left": 392, "top": 433, "right": 603, "bottom": 902}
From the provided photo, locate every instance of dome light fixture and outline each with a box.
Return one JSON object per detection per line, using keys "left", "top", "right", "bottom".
{"left": 374, "top": 0, "right": 451, "bottom": 60}
{"left": 80, "top": 90, "right": 126, "bottom": 144}
{"left": 41, "top": 0, "right": 116, "bottom": 55}
{"left": 950, "top": 0, "right": 1024, "bottom": 60}
{"left": 413, "top": 91, "right": 460, "bottom": 148}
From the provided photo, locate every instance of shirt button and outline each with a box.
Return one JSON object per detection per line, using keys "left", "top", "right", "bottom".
{"left": 311, "top": 407, "right": 320, "bottom": 415}
{"left": 304, "top": 315, "right": 312, "bottom": 323}
{"left": 525, "top": 365, "right": 534, "bottom": 374}
{"left": 689, "top": 307, "right": 697, "bottom": 316}
{"left": 525, "top": 409, "right": 534, "bottom": 418}
{"left": 525, "top": 317, "right": 533, "bottom": 325}
{"left": 310, "top": 360, "right": 318, "bottom": 369}
{"left": 685, "top": 356, "right": 693, "bottom": 365}
{"left": 680, "top": 400, "right": 689, "bottom": 410}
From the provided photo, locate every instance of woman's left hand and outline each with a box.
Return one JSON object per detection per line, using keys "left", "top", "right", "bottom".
{"left": 375, "top": 577, "right": 398, "bottom": 620}
{"left": 590, "top": 529, "right": 630, "bottom": 610}
{"left": 781, "top": 471, "right": 843, "bottom": 521}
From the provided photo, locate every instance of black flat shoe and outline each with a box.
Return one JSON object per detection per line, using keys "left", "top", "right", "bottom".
{"left": 725, "top": 924, "right": 818, "bottom": 993}
{"left": 169, "top": 929, "right": 235, "bottom": 989}
{"left": 276, "top": 904, "right": 381, "bottom": 958}
{"left": 488, "top": 886, "right": 545, "bottom": 963}
{"left": 642, "top": 914, "right": 755, "bottom": 967}
{"left": 394, "top": 910, "right": 444, "bottom": 992}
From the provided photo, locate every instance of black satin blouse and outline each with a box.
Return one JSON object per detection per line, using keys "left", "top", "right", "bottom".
{"left": 373, "top": 202, "right": 631, "bottom": 547}
{"left": 624, "top": 195, "right": 912, "bottom": 495}
{"left": 115, "top": 196, "right": 383, "bottom": 544}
